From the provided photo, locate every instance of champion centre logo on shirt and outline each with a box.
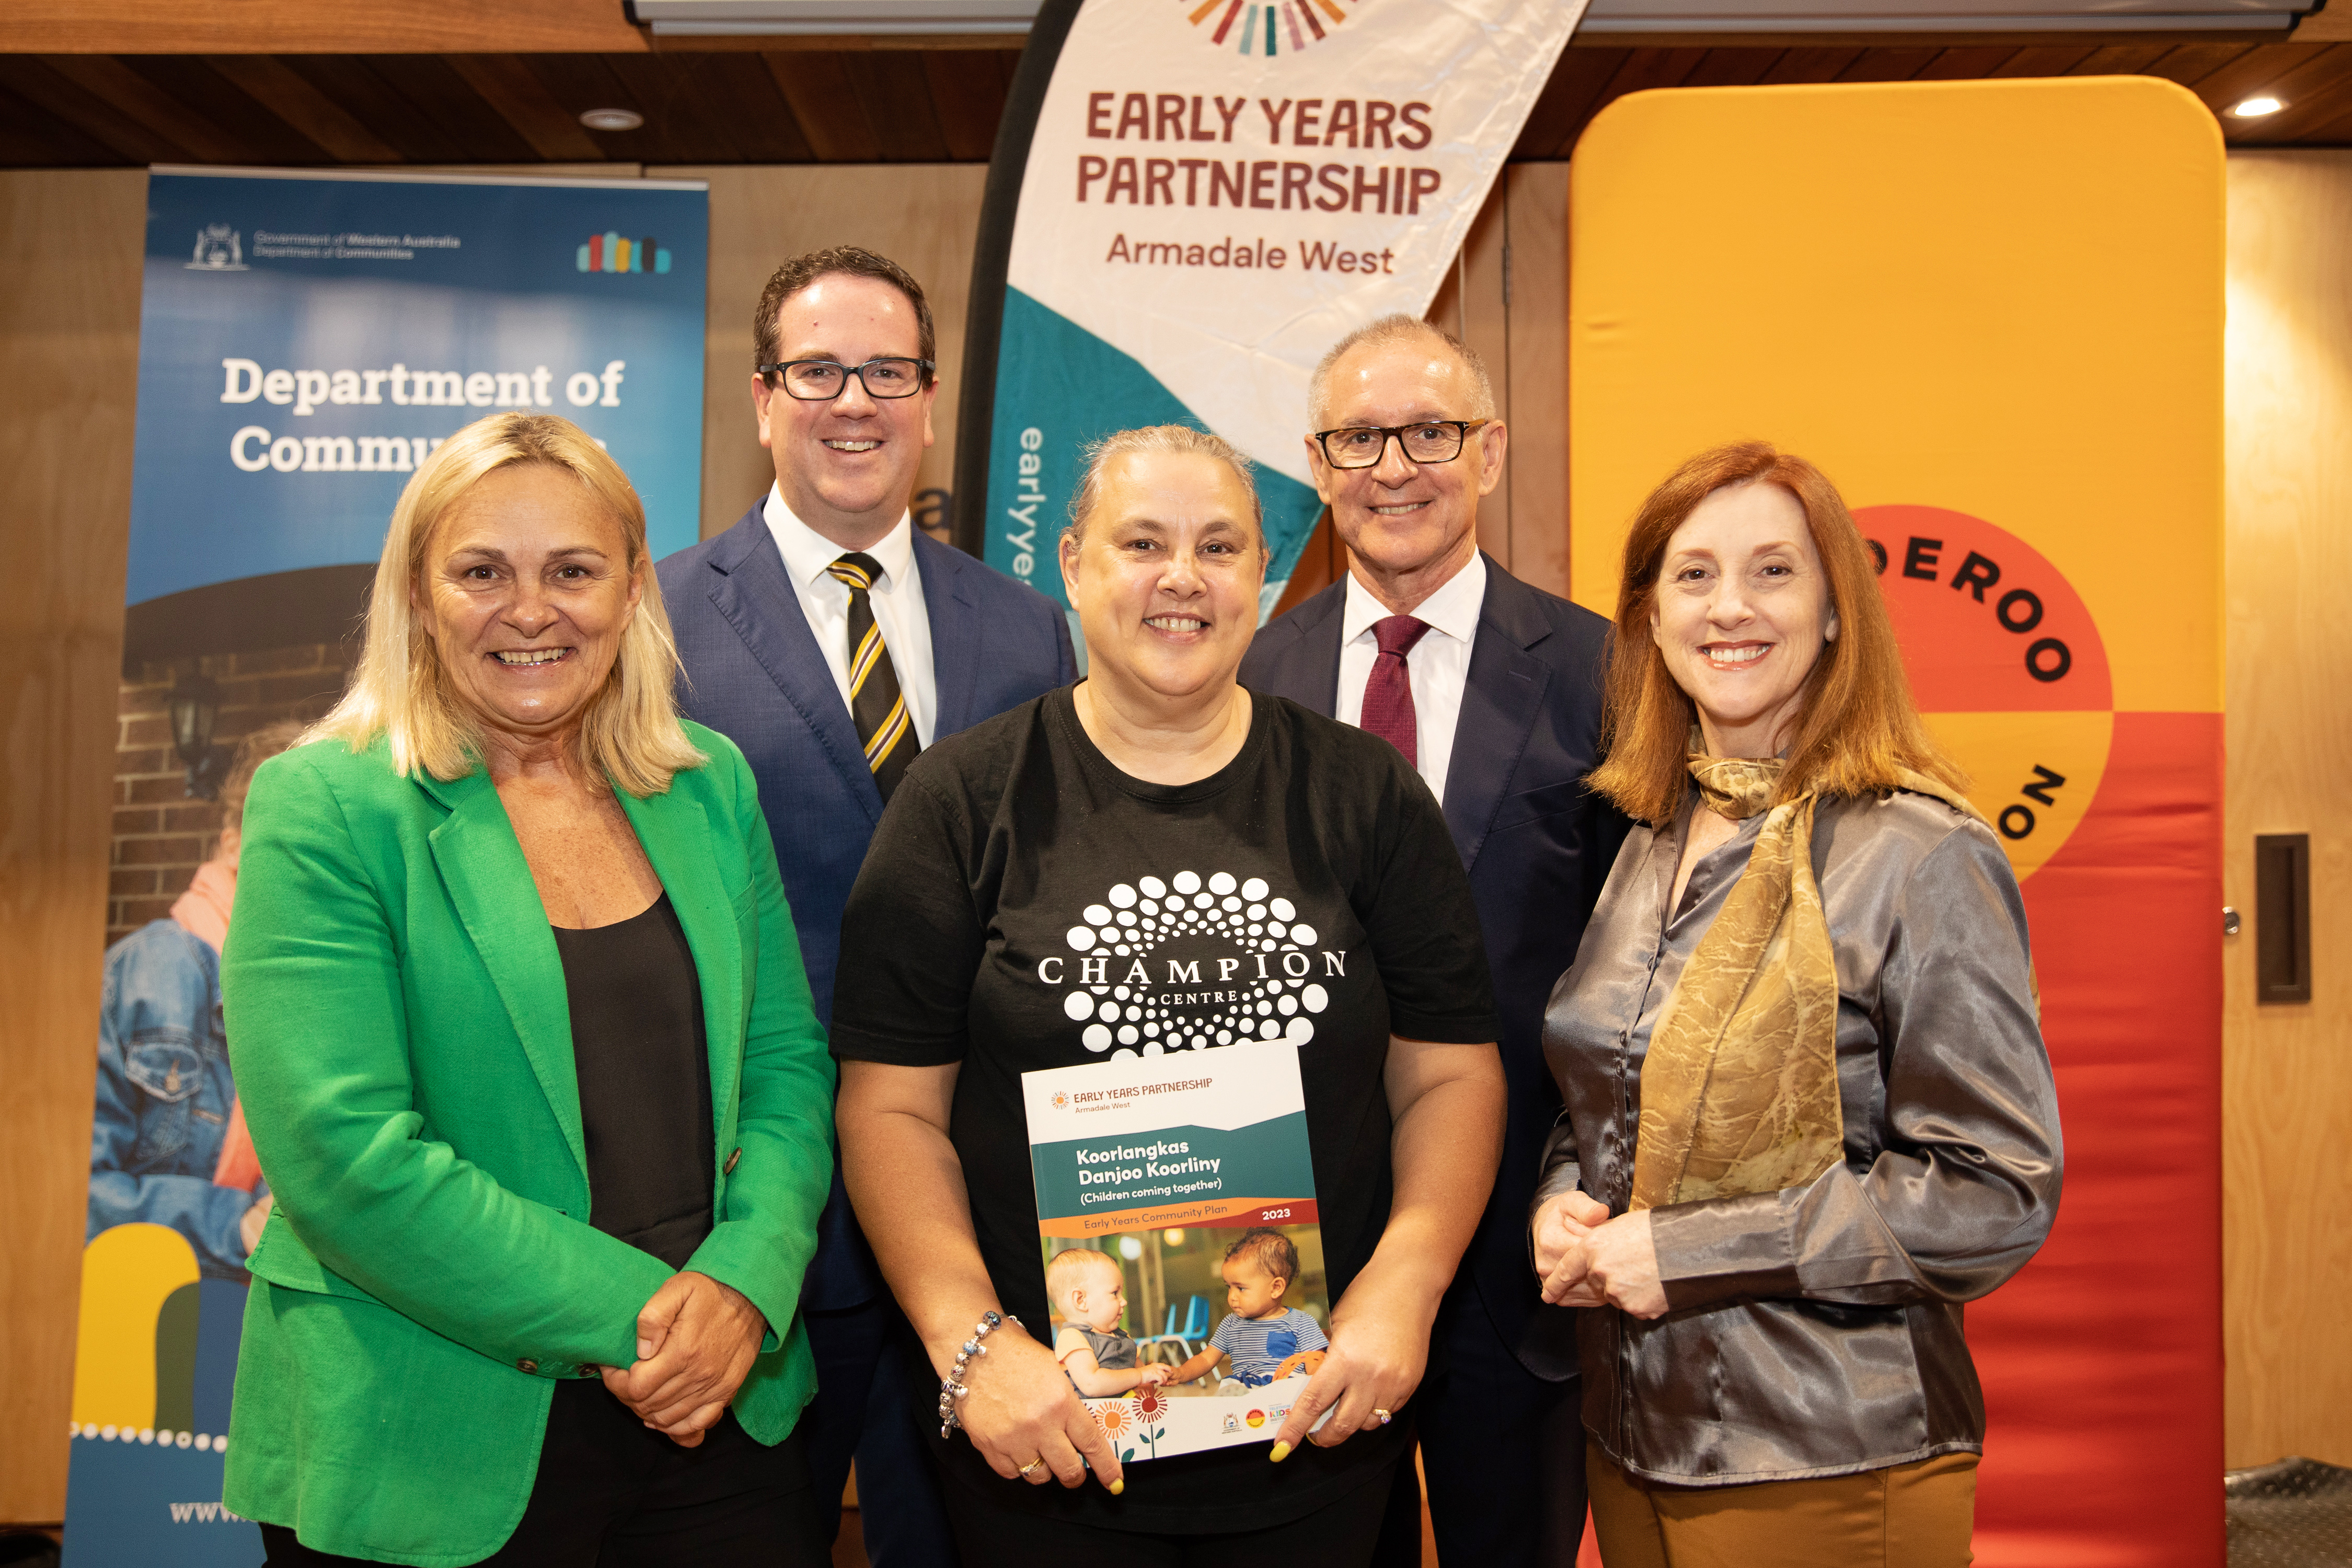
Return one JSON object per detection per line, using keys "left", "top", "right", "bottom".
{"left": 1034, "top": 868, "right": 1342, "bottom": 1060}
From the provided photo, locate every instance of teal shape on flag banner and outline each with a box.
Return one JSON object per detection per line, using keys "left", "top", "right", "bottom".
{"left": 984, "top": 287, "right": 1323, "bottom": 615}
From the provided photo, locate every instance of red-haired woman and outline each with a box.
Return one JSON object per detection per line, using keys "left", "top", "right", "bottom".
{"left": 1530, "top": 442, "right": 2061, "bottom": 1566}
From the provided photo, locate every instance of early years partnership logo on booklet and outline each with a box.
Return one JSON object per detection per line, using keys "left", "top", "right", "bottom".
{"left": 1023, "top": 1044, "right": 1334, "bottom": 1461}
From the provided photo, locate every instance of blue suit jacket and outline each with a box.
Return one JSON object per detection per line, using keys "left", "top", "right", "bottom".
{"left": 1239, "top": 555, "right": 1623, "bottom": 1379}
{"left": 659, "top": 505, "right": 1077, "bottom": 1309}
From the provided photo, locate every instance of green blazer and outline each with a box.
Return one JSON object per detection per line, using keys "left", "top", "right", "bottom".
{"left": 220, "top": 723, "right": 835, "bottom": 1566}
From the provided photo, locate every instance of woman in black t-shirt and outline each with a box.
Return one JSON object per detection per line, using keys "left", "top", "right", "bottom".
{"left": 831, "top": 425, "right": 1506, "bottom": 1566}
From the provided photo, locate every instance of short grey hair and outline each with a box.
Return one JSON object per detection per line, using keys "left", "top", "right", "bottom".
{"left": 1063, "top": 424, "right": 1266, "bottom": 551}
{"left": 1307, "top": 315, "right": 1497, "bottom": 431}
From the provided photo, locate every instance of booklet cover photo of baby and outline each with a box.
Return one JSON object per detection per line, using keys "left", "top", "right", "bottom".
{"left": 1022, "top": 1043, "right": 1333, "bottom": 1462}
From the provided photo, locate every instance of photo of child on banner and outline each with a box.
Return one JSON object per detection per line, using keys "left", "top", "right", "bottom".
{"left": 1024, "top": 1044, "right": 1336, "bottom": 1461}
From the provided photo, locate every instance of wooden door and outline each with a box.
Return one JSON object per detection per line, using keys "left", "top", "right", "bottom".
{"left": 2222, "top": 148, "right": 2352, "bottom": 1471}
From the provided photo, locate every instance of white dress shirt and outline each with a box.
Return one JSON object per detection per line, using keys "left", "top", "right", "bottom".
{"left": 1333, "top": 550, "right": 1486, "bottom": 807}
{"left": 762, "top": 485, "right": 937, "bottom": 748}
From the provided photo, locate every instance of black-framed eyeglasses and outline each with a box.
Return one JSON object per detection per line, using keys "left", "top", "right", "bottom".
{"left": 1312, "top": 419, "right": 1490, "bottom": 469}
{"left": 757, "top": 357, "right": 935, "bottom": 401}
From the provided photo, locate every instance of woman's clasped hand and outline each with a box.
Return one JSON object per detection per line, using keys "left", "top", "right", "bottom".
{"left": 598, "top": 1271, "right": 769, "bottom": 1446}
{"left": 1529, "top": 1191, "right": 1667, "bottom": 1319}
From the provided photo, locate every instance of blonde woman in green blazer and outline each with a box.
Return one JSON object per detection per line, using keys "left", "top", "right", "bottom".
{"left": 221, "top": 413, "right": 836, "bottom": 1566}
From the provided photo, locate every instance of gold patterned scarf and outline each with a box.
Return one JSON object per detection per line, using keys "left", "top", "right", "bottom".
{"left": 1629, "top": 732, "right": 1979, "bottom": 1212}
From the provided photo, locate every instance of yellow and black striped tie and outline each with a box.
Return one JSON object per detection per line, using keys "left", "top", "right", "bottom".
{"left": 827, "top": 551, "right": 919, "bottom": 800}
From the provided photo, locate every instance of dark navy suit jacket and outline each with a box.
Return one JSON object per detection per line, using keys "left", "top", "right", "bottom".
{"left": 659, "top": 504, "right": 1077, "bottom": 1310}
{"left": 1239, "top": 555, "right": 1621, "bottom": 1379}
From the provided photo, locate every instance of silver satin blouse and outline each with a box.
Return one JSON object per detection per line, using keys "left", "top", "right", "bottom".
{"left": 1537, "top": 787, "right": 2061, "bottom": 1486}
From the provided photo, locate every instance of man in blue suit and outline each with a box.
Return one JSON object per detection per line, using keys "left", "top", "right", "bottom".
{"left": 1240, "top": 316, "right": 1621, "bottom": 1568}
{"left": 658, "top": 247, "right": 1075, "bottom": 1564}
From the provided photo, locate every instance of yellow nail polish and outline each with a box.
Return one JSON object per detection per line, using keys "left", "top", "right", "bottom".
{"left": 1109, "top": 1478, "right": 1125, "bottom": 1496}
{"left": 1269, "top": 1440, "right": 1293, "bottom": 1463}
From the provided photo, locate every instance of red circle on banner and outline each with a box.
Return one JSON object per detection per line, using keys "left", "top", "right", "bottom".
{"left": 1857, "top": 504, "right": 2114, "bottom": 883}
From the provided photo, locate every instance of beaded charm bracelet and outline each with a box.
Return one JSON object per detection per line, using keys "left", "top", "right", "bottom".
{"left": 938, "top": 1309, "right": 1020, "bottom": 1438}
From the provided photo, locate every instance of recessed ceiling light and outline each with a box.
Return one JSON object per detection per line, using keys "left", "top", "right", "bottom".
{"left": 579, "top": 108, "right": 645, "bottom": 132}
{"left": 2232, "top": 96, "right": 2284, "bottom": 118}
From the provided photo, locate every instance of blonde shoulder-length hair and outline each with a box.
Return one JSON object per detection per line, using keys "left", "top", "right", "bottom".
{"left": 1588, "top": 440, "right": 1966, "bottom": 827}
{"left": 312, "top": 412, "right": 704, "bottom": 797}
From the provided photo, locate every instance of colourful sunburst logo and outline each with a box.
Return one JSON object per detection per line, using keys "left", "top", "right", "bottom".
{"left": 1186, "top": 0, "right": 1356, "bottom": 56}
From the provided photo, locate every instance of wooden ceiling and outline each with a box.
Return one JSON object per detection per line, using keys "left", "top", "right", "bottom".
{"left": 1521, "top": 40, "right": 2352, "bottom": 153}
{"left": 0, "top": 50, "right": 1022, "bottom": 167}
{"left": 5, "top": 37, "right": 2352, "bottom": 170}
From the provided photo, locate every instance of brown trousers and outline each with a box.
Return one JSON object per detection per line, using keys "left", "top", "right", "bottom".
{"left": 1586, "top": 1443, "right": 1978, "bottom": 1568}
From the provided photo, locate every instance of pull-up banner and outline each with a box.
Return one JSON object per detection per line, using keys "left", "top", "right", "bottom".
{"left": 67, "top": 166, "right": 706, "bottom": 1567}
{"left": 1569, "top": 78, "right": 2224, "bottom": 1567}
{"left": 120, "top": 167, "right": 707, "bottom": 670}
{"left": 956, "top": 0, "right": 1586, "bottom": 615}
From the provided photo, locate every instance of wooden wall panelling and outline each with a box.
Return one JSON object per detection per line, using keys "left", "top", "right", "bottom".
{"left": 1279, "top": 166, "right": 1565, "bottom": 617}
{"left": 2220, "top": 149, "right": 2352, "bottom": 1472}
{"left": 0, "top": 169, "right": 147, "bottom": 1526}
{"left": 653, "top": 164, "right": 989, "bottom": 541}
{"left": 1423, "top": 179, "right": 1513, "bottom": 567}
{"left": 1503, "top": 162, "right": 1572, "bottom": 602}
{"left": 1466, "top": 184, "right": 1514, "bottom": 564}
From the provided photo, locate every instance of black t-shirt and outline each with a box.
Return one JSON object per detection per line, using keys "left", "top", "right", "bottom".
{"left": 831, "top": 685, "right": 1500, "bottom": 1535}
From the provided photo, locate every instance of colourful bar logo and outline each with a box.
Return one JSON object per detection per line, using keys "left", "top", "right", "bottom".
{"left": 1192, "top": 0, "right": 1354, "bottom": 56}
{"left": 577, "top": 231, "right": 672, "bottom": 275}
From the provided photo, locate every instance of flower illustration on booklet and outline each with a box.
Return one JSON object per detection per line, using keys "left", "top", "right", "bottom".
{"left": 1024, "top": 1042, "right": 1334, "bottom": 1461}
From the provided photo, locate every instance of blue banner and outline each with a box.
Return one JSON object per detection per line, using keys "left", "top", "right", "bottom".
{"left": 67, "top": 167, "right": 708, "bottom": 1568}
{"left": 129, "top": 168, "right": 708, "bottom": 609}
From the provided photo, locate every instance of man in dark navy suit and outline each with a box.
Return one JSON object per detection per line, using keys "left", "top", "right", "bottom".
{"left": 1240, "top": 316, "right": 1620, "bottom": 1568}
{"left": 658, "top": 247, "right": 1074, "bottom": 1565}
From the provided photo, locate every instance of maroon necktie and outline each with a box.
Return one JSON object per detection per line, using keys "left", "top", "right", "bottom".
{"left": 1360, "top": 615, "right": 1431, "bottom": 765}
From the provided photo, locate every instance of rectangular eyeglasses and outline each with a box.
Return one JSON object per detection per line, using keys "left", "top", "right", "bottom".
{"left": 1312, "top": 419, "right": 1490, "bottom": 468}
{"left": 757, "top": 358, "right": 935, "bottom": 401}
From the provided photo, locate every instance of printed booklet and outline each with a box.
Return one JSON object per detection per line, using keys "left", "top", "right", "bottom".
{"left": 1023, "top": 1042, "right": 1333, "bottom": 1462}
